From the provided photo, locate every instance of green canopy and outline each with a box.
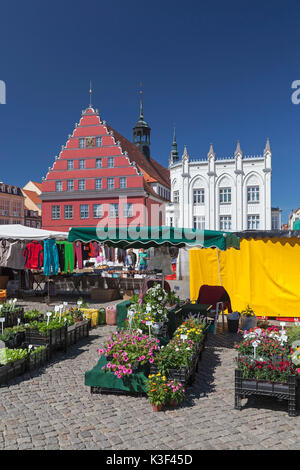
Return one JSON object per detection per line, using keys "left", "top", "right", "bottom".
{"left": 68, "top": 226, "right": 240, "bottom": 250}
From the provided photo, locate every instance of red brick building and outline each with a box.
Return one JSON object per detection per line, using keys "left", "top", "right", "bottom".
{"left": 41, "top": 104, "right": 170, "bottom": 232}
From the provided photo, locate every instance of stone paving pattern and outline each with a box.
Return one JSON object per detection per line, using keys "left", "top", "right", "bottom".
{"left": 0, "top": 300, "right": 300, "bottom": 450}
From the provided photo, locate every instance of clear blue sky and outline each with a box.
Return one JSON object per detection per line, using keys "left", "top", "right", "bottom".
{"left": 1, "top": 0, "right": 300, "bottom": 223}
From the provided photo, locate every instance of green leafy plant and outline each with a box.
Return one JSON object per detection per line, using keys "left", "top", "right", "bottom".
{"left": 146, "top": 373, "right": 170, "bottom": 406}
{"left": 24, "top": 309, "right": 43, "bottom": 321}
{"left": 241, "top": 305, "right": 255, "bottom": 317}
{"left": 0, "top": 348, "right": 28, "bottom": 365}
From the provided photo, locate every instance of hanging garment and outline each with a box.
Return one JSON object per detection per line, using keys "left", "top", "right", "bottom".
{"left": 0, "top": 240, "right": 11, "bottom": 267}
{"left": 6, "top": 241, "right": 26, "bottom": 270}
{"left": 74, "top": 241, "right": 83, "bottom": 269}
{"left": 43, "top": 239, "right": 59, "bottom": 276}
{"left": 56, "top": 241, "right": 74, "bottom": 273}
{"left": 82, "top": 243, "right": 90, "bottom": 261}
{"left": 56, "top": 242, "right": 65, "bottom": 272}
{"left": 24, "top": 241, "right": 44, "bottom": 270}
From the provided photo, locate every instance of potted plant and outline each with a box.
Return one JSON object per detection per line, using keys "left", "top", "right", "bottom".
{"left": 146, "top": 373, "right": 169, "bottom": 411}
{"left": 240, "top": 305, "right": 257, "bottom": 331}
{"left": 166, "top": 379, "right": 186, "bottom": 407}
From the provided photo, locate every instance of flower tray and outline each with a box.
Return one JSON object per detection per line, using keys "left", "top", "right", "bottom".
{"left": 234, "top": 369, "right": 297, "bottom": 417}
{"left": 0, "top": 308, "right": 25, "bottom": 327}
{"left": 25, "top": 325, "right": 67, "bottom": 357}
{"left": 90, "top": 386, "right": 147, "bottom": 397}
{"left": 0, "top": 357, "right": 27, "bottom": 386}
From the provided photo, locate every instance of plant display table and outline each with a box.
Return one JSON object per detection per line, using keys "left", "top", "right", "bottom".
{"left": 85, "top": 355, "right": 148, "bottom": 395}
{"left": 234, "top": 369, "right": 297, "bottom": 417}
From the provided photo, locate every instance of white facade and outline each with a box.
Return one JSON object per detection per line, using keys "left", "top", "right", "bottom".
{"left": 166, "top": 140, "right": 272, "bottom": 232}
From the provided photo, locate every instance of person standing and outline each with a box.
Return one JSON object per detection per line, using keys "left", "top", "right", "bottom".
{"left": 138, "top": 248, "right": 149, "bottom": 272}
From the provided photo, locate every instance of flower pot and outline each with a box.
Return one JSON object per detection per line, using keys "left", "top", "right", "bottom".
{"left": 227, "top": 318, "right": 239, "bottom": 333}
{"left": 152, "top": 404, "right": 163, "bottom": 412}
{"left": 241, "top": 315, "right": 257, "bottom": 331}
{"left": 169, "top": 400, "right": 178, "bottom": 407}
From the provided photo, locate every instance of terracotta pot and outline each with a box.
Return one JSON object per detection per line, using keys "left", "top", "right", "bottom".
{"left": 169, "top": 400, "right": 178, "bottom": 407}
{"left": 152, "top": 404, "right": 163, "bottom": 412}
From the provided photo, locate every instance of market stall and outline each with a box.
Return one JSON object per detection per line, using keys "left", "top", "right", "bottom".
{"left": 189, "top": 230, "right": 300, "bottom": 319}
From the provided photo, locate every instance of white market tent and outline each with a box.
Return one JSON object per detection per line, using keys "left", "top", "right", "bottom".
{"left": 0, "top": 225, "right": 68, "bottom": 241}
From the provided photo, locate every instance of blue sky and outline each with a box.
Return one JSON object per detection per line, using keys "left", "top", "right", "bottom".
{"left": 0, "top": 0, "right": 300, "bottom": 223}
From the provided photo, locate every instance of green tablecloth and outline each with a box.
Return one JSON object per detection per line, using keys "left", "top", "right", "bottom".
{"left": 85, "top": 355, "right": 149, "bottom": 393}
{"left": 117, "top": 300, "right": 132, "bottom": 329}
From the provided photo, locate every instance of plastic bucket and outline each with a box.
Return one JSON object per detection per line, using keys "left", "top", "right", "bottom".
{"left": 227, "top": 318, "right": 239, "bottom": 333}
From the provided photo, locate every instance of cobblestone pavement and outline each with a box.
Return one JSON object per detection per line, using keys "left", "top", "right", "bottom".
{"left": 0, "top": 301, "right": 300, "bottom": 450}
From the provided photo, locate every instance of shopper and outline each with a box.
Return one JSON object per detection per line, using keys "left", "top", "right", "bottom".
{"left": 138, "top": 248, "right": 149, "bottom": 272}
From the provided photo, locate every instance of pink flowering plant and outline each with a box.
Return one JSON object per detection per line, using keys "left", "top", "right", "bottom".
{"left": 97, "top": 331, "right": 160, "bottom": 378}
{"left": 236, "top": 356, "right": 298, "bottom": 383}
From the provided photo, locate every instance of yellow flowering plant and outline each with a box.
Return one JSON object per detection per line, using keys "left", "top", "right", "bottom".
{"left": 146, "top": 373, "right": 169, "bottom": 406}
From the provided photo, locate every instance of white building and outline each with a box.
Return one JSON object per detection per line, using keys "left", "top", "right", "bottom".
{"left": 166, "top": 134, "right": 272, "bottom": 232}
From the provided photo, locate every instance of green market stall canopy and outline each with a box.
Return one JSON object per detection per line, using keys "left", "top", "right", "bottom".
{"left": 68, "top": 226, "right": 240, "bottom": 250}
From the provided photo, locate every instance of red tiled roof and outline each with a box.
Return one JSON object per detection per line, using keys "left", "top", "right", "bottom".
{"left": 106, "top": 125, "right": 170, "bottom": 190}
{"left": 22, "top": 189, "right": 42, "bottom": 208}
{"left": 31, "top": 182, "right": 42, "bottom": 191}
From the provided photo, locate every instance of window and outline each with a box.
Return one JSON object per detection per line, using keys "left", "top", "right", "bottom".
{"left": 173, "top": 190, "right": 179, "bottom": 203}
{"left": 107, "top": 178, "right": 114, "bottom": 189}
{"left": 93, "top": 204, "right": 102, "bottom": 218}
{"left": 0, "top": 200, "right": 9, "bottom": 216}
{"left": 51, "top": 205, "right": 60, "bottom": 220}
{"left": 247, "top": 215, "right": 260, "bottom": 230}
{"left": 193, "top": 216, "right": 205, "bottom": 230}
{"left": 79, "top": 159, "right": 85, "bottom": 169}
{"left": 193, "top": 189, "right": 205, "bottom": 205}
{"left": 67, "top": 160, "right": 74, "bottom": 170}
{"left": 109, "top": 203, "right": 119, "bottom": 218}
{"left": 96, "top": 136, "right": 102, "bottom": 147}
{"left": 119, "top": 177, "right": 126, "bottom": 189}
{"left": 64, "top": 205, "right": 73, "bottom": 219}
{"left": 96, "top": 158, "right": 102, "bottom": 168}
{"left": 219, "top": 188, "right": 231, "bottom": 204}
{"left": 220, "top": 215, "right": 231, "bottom": 230}
{"left": 78, "top": 179, "right": 85, "bottom": 191}
{"left": 80, "top": 204, "right": 89, "bottom": 219}
{"left": 95, "top": 178, "right": 102, "bottom": 190}
{"left": 67, "top": 180, "right": 74, "bottom": 191}
{"left": 12, "top": 201, "right": 21, "bottom": 217}
{"left": 247, "top": 186, "right": 259, "bottom": 203}
{"left": 79, "top": 138, "right": 85, "bottom": 148}
{"left": 123, "top": 203, "right": 133, "bottom": 218}
{"left": 56, "top": 181, "right": 62, "bottom": 192}
{"left": 107, "top": 157, "right": 114, "bottom": 168}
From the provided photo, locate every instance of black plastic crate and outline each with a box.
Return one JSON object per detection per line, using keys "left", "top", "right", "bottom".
{"left": 25, "top": 324, "right": 67, "bottom": 356}
{"left": 90, "top": 386, "right": 147, "bottom": 397}
{"left": 0, "top": 357, "right": 27, "bottom": 386}
{"left": 234, "top": 368, "right": 297, "bottom": 417}
{"left": 27, "top": 345, "right": 50, "bottom": 372}
{"left": 0, "top": 308, "right": 25, "bottom": 328}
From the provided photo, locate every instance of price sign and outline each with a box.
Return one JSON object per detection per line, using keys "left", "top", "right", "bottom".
{"left": 137, "top": 329, "right": 142, "bottom": 334}
{"left": 28, "top": 344, "right": 33, "bottom": 351}
{"left": 280, "top": 322, "right": 286, "bottom": 329}
{"left": 77, "top": 300, "right": 83, "bottom": 306}
{"left": 295, "top": 322, "right": 300, "bottom": 327}
{"left": 46, "top": 312, "right": 52, "bottom": 325}
{"left": 54, "top": 306, "right": 60, "bottom": 313}
{"left": 146, "top": 321, "right": 153, "bottom": 326}
{"left": 0, "top": 305, "right": 3, "bottom": 310}
{"left": 180, "top": 334, "right": 188, "bottom": 341}
{"left": 252, "top": 340, "right": 259, "bottom": 359}
{"left": 0, "top": 317, "right": 4, "bottom": 334}
{"left": 17, "top": 318, "right": 21, "bottom": 325}
{"left": 128, "top": 312, "right": 133, "bottom": 330}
